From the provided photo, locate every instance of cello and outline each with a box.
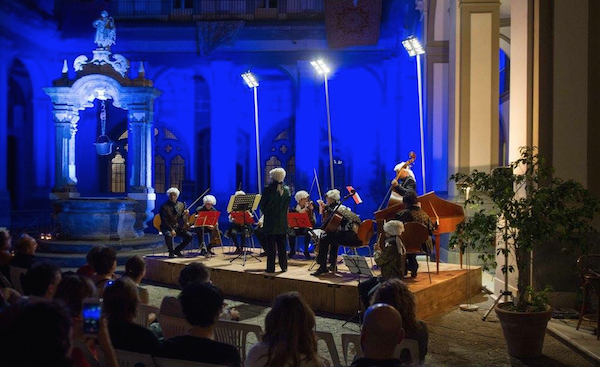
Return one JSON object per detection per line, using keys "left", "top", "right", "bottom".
{"left": 153, "top": 188, "right": 210, "bottom": 231}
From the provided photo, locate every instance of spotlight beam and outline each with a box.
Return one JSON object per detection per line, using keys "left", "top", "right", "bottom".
{"left": 311, "top": 59, "right": 335, "bottom": 189}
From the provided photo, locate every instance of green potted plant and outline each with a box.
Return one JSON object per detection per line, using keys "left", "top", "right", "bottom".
{"left": 449, "top": 147, "right": 598, "bottom": 358}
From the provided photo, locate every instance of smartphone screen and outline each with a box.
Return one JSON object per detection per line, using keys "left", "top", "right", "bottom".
{"left": 82, "top": 299, "right": 102, "bottom": 336}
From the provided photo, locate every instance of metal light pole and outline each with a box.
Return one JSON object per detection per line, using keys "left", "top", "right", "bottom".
{"left": 311, "top": 60, "right": 335, "bottom": 189}
{"left": 402, "top": 36, "right": 427, "bottom": 193}
{"left": 241, "top": 71, "right": 262, "bottom": 195}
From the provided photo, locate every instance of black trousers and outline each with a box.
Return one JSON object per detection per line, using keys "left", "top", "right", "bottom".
{"left": 289, "top": 228, "right": 311, "bottom": 255}
{"left": 266, "top": 234, "right": 287, "bottom": 272}
{"left": 253, "top": 226, "right": 268, "bottom": 251}
{"left": 316, "top": 231, "right": 361, "bottom": 269}
{"left": 163, "top": 228, "right": 193, "bottom": 254}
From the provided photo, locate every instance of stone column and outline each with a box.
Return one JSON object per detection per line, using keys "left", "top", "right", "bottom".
{"left": 127, "top": 95, "right": 158, "bottom": 235}
{"left": 0, "top": 45, "right": 12, "bottom": 226}
{"left": 450, "top": 0, "right": 500, "bottom": 180}
{"left": 50, "top": 107, "right": 80, "bottom": 198}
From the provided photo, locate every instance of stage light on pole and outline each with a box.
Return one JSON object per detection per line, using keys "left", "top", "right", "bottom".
{"left": 241, "top": 71, "right": 262, "bottom": 195}
{"left": 403, "top": 36, "right": 427, "bottom": 194}
{"left": 311, "top": 59, "right": 335, "bottom": 189}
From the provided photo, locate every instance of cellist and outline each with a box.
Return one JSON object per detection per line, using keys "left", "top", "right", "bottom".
{"left": 311, "top": 189, "right": 361, "bottom": 276}
{"left": 159, "top": 187, "right": 193, "bottom": 258}
{"left": 391, "top": 161, "right": 417, "bottom": 198}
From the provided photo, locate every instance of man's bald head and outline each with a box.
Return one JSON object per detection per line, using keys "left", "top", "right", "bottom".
{"left": 361, "top": 303, "right": 405, "bottom": 359}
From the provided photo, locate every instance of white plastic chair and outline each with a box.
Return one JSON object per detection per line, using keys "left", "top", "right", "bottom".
{"left": 341, "top": 333, "right": 363, "bottom": 365}
{"left": 160, "top": 314, "right": 191, "bottom": 339}
{"left": 154, "top": 357, "right": 226, "bottom": 367}
{"left": 135, "top": 304, "right": 160, "bottom": 327}
{"left": 213, "top": 320, "right": 263, "bottom": 362}
{"left": 314, "top": 330, "right": 341, "bottom": 367}
{"left": 115, "top": 349, "right": 156, "bottom": 367}
{"left": 396, "top": 338, "right": 420, "bottom": 365}
{"left": 9, "top": 266, "right": 27, "bottom": 294}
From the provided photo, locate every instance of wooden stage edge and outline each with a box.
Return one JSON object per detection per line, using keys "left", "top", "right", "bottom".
{"left": 144, "top": 249, "right": 482, "bottom": 320}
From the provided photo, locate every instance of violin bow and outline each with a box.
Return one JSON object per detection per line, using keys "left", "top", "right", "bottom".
{"left": 186, "top": 187, "right": 210, "bottom": 212}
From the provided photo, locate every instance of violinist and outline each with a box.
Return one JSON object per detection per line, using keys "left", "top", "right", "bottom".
{"left": 225, "top": 190, "right": 252, "bottom": 254}
{"left": 311, "top": 189, "right": 362, "bottom": 276}
{"left": 195, "top": 195, "right": 220, "bottom": 256}
{"left": 288, "top": 190, "right": 316, "bottom": 260}
{"left": 392, "top": 161, "right": 417, "bottom": 198}
{"left": 159, "top": 187, "right": 193, "bottom": 258}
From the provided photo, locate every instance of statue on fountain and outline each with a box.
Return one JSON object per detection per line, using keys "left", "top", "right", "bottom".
{"left": 93, "top": 11, "right": 116, "bottom": 51}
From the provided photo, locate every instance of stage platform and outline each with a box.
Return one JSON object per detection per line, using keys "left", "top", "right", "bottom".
{"left": 144, "top": 249, "right": 481, "bottom": 319}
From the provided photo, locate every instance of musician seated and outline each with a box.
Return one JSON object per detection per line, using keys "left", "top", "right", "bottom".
{"left": 311, "top": 189, "right": 361, "bottom": 276}
{"left": 195, "top": 195, "right": 221, "bottom": 256}
{"left": 160, "top": 187, "right": 193, "bottom": 258}
{"left": 391, "top": 162, "right": 417, "bottom": 198}
{"left": 395, "top": 192, "right": 434, "bottom": 278}
{"left": 358, "top": 220, "right": 405, "bottom": 308}
{"left": 253, "top": 215, "right": 268, "bottom": 256}
{"left": 224, "top": 190, "right": 252, "bottom": 254}
{"left": 288, "top": 190, "right": 316, "bottom": 260}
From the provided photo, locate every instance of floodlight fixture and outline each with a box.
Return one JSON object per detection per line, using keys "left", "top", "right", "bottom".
{"left": 241, "top": 71, "right": 259, "bottom": 88}
{"left": 310, "top": 59, "right": 330, "bottom": 74}
{"left": 402, "top": 36, "right": 425, "bottom": 57}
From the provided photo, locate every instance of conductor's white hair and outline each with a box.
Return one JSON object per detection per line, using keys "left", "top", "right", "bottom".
{"left": 383, "top": 220, "right": 405, "bottom": 236}
{"left": 325, "top": 189, "right": 340, "bottom": 202}
{"left": 235, "top": 190, "right": 246, "bottom": 196}
{"left": 270, "top": 167, "right": 286, "bottom": 182}
{"left": 394, "top": 162, "right": 416, "bottom": 181}
{"left": 203, "top": 195, "right": 216, "bottom": 205}
{"left": 294, "top": 190, "right": 309, "bottom": 202}
{"left": 166, "top": 187, "right": 180, "bottom": 197}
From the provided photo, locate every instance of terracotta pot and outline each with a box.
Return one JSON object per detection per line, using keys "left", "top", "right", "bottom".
{"left": 495, "top": 302, "right": 553, "bottom": 359}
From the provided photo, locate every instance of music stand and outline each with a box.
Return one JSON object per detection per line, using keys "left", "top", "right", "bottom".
{"left": 193, "top": 211, "right": 220, "bottom": 257}
{"left": 228, "top": 194, "right": 261, "bottom": 265}
{"left": 342, "top": 254, "right": 373, "bottom": 327}
{"left": 288, "top": 212, "right": 312, "bottom": 229}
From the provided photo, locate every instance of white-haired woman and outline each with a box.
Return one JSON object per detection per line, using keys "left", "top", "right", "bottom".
{"left": 392, "top": 161, "right": 417, "bottom": 198}
{"left": 195, "top": 195, "right": 220, "bottom": 255}
{"left": 159, "top": 187, "right": 193, "bottom": 258}
{"left": 288, "top": 190, "right": 316, "bottom": 260}
{"left": 311, "top": 189, "right": 362, "bottom": 277}
{"left": 358, "top": 220, "right": 406, "bottom": 307}
{"left": 259, "top": 168, "right": 291, "bottom": 273}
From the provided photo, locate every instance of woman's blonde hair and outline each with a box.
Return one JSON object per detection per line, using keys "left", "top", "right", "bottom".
{"left": 262, "top": 292, "right": 320, "bottom": 367}
{"left": 371, "top": 278, "right": 419, "bottom": 334}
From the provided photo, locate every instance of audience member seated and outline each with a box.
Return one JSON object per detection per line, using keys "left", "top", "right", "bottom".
{"left": 0, "top": 228, "right": 12, "bottom": 280}
{"left": 123, "top": 255, "right": 150, "bottom": 304}
{"left": 160, "top": 282, "right": 241, "bottom": 366}
{"left": 351, "top": 303, "right": 405, "bottom": 367}
{"left": 245, "top": 292, "right": 329, "bottom": 367}
{"left": 91, "top": 246, "right": 117, "bottom": 296}
{"left": 76, "top": 245, "right": 104, "bottom": 278}
{"left": 23, "top": 262, "right": 62, "bottom": 302}
{"left": 9, "top": 234, "right": 38, "bottom": 271}
{"left": 55, "top": 274, "right": 97, "bottom": 318}
{"left": 3, "top": 301, "right": 75, "bottom": 367}
{"left": 160, "top": 262, "right": 239, "bottom": 320}
{"left": 371, "top": 279, "right": 428, "bottom": 364}
{"left": 103, "top": 277, "right": 161, "bottom": 355}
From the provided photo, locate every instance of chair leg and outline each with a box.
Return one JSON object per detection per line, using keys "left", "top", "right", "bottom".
{"left": 426, "top": 253, "right": 432, "bottom": 284}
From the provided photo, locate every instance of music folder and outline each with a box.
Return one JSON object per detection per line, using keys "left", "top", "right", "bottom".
{"left": 194, "top": 211, "right": 220, "bottom": 227}
{"left": 230, "top": 211, "right": 255, "bottom": 225}
{"left": 287, "top": 212, "right": 312, "bottom": 229}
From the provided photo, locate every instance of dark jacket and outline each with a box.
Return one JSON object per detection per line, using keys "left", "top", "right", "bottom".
{"left": 259, "top": 182, "right": 291, "bottom": 235}
{"left": 160, "top": 200, "right": 186, "bottom": 232}
{"left": 392, "top": 176, "right": 417, "bottom": 197}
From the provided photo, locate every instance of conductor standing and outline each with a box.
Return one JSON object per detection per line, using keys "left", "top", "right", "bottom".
{"left": 260, "top": 167, "right": 291, "bottom": 273}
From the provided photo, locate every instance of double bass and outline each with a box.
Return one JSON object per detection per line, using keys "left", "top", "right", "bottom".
{"left": 374, "top": 153, "right": 465, "bottom": 273}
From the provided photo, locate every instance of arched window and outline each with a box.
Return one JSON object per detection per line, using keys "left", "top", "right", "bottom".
{"left": 264, "top": 156, "right": 282, "bottom": 185}
{"left": 170, "top": 155, "right": 185, "bottom": 190}
{"left": 155, "top": 155, "right": 166, "bottom": 193}
{"left": 110, "top": 153, "right": 126, "bottom": 193}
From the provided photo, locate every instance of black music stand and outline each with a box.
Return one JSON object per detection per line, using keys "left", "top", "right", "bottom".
{"left": 192, "top": 211, "right": 220, "bottom": 258}
{"left": 342, "top": 254, "right": 373, "bottom": 327}
{"left": 227, "top": 194, "right": 261, "bottom": 265}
